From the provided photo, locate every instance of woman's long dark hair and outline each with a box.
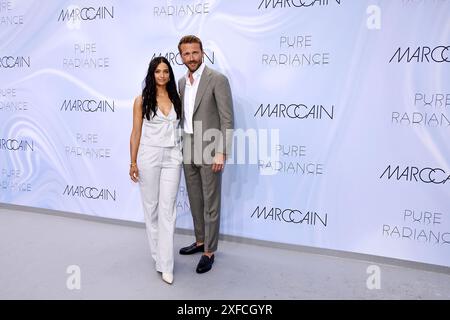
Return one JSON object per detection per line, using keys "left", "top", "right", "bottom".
{"left": 141, "top": 56, "right": 182, "bottom": 120}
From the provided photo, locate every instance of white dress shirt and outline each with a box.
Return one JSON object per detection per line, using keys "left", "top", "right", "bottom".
{"left": 183, "top": 62, "right": 206, "bottom": 134}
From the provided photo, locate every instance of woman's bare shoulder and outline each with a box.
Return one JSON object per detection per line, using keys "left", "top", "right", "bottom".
{"left": 134, "top": 95, "right": 143, "bottom": 105}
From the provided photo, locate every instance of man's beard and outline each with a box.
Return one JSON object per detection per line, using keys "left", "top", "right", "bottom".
{"left": 187, "top": 61, "right": 200, "bottom": 72}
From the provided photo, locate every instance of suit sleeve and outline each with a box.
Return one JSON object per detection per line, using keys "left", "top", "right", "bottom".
{"left": 214, "top": 74, "right": 234, "bottom": 156}
{"left": 178, "top": 78, "right": 183, "bottom": 96}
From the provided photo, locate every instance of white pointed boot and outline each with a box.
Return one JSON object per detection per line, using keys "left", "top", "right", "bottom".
{"left": 162, "top": 272, "right": 173, "bottom": 284}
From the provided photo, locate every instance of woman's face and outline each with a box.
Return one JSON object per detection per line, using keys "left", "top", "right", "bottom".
{"left": 154, "top": 62, "right": 170, "bottom": 87}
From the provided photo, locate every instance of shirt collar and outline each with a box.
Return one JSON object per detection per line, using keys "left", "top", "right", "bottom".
{"left": 185, "top": 62, "right": 206, "bottom": 82}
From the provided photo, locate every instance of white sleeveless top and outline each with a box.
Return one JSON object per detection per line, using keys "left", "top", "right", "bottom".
{"left": 141, "top": 105, "right": 181, "bottom": 147}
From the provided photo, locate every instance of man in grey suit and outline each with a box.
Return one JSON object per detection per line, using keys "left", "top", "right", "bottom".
{"left": 177, "top": 35, "right": 234, "bottom": 274}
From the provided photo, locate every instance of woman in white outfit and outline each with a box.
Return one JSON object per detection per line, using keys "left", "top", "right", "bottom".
{"left": 129, "top": 56, "right": 182, "bottom": 284}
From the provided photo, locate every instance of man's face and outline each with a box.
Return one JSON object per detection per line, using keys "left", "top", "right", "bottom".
{"left": 180, "top": 42, "right": 203, "bottom": 73}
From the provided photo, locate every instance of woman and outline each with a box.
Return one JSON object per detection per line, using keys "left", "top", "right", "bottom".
{"left": 129, "top": 56, "right": 182, "bottom": 284}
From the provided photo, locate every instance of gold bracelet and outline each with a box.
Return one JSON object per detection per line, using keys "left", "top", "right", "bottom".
{"left": 130, "top": 162, "right": 137, "bottom": 167}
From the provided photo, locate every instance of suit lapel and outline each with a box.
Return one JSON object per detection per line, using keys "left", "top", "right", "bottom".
{"left": 193, "top": 66, "right": 212, "bottom": 115}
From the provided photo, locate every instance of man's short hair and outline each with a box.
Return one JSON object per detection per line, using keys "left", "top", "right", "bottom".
{"left": 178, "top": 35, "right": 203, "bottom": 53}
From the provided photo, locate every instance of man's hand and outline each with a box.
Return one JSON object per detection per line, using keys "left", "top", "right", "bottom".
{"left": 212, "top": 153, "right": 225, "bottom": 173}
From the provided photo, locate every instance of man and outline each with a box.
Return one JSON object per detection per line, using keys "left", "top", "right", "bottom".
{"left": 178, "top": 35, "right": 234, "bottom": 274}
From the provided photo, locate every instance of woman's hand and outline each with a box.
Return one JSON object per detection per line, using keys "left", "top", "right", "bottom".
{"left": 129, "top": 164, "right": 139, "bottom": 182}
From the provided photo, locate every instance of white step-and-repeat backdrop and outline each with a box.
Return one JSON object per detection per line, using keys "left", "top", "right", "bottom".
{"left": 1, "top": 0, "right": 449, "bottom": 267}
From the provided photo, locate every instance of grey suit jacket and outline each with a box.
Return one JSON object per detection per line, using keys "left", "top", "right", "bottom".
{"left": 179, "top": 65, "right": 234, "bottom": 165}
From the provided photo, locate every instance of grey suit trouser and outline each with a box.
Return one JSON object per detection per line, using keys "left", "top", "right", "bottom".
{"left": 183, "top": 162, "right": 222, "bottom": 253}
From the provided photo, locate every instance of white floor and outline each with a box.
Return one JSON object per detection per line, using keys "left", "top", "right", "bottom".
{"left": 1, "top": 207, "right": 449, "bottom": 300}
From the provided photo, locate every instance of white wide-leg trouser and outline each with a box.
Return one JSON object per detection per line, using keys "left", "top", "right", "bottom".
{"left": 138, "top": 144, "right": 182, "bottom": 273}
